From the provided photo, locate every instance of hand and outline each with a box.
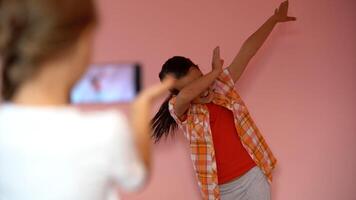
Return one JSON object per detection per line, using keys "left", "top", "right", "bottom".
{"left": 137, "top": 75, "right": 176, "bottom": 101}
{"left": 273, "top": 1, "right": 297, "bottom": 23}
{"left": 212, "top": 46, "right": 224, "bottom": 73}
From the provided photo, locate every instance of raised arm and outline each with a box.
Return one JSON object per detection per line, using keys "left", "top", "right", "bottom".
{"left": 228, "top": 0, "right": 296, "bottom": 83}
{"left": 131, "top": 77, "right": 175, "bottom": 171}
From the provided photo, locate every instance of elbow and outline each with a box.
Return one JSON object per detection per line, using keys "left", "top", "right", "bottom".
{"left": 126, "top": 171, "right": 150, "bottom": 192}
{"left": 120, "top": 165, "right": 149, "bottom": 192}
{"left": 176, "top": 90, "right": 194, "bottom": 103}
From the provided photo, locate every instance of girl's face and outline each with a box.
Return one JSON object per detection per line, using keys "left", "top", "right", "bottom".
{"left": 173, "top": 66, "right": 214, "bottom": 104}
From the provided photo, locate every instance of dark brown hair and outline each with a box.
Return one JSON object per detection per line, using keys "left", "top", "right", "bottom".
{"left": 151, "top": 56, "right": 197, "bottom": 142}
{"left": 0, "top": 0, "right": 97, "bottom": 100}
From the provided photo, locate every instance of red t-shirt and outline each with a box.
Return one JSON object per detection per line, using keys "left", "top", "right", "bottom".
{"left": 206, "top": 103, "right": 256, "bottom": 184}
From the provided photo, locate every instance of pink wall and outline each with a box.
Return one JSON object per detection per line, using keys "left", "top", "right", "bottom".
{"left": 94, "top": 0, "right": 356, "bottom": 199}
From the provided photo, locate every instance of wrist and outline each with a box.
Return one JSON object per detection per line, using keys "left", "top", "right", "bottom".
{"left": 270, "top": 14, "right": 279, "bottom": 24}
{"left": 212, "top": 68, "right": 223, "bottom": 75}
{"left": 132, "top": 94, "right": 150, "bottom": 109}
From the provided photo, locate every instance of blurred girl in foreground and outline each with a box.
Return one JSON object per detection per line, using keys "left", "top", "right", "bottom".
{"left": 0, "top": 0, "right": 174, "bottom": 199}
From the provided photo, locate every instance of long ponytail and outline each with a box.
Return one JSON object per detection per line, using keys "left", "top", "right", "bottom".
{"left": 151, "top": 94, "right": 178, "bottom": 143}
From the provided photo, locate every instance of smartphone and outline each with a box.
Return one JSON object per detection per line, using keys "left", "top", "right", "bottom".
{"left": 71, "top": 63, "right": 141, "bottom": 104}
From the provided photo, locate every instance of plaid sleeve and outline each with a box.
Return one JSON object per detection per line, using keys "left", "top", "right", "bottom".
{"left": 212, "top": 68, "right": 235, "bottom": 94}
{"left": 168, "top": 96, "right": 188, "bottom": 127}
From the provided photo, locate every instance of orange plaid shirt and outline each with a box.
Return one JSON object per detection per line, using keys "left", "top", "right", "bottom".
{"left": 168, "top": 69, "right": 277, "bottom": 200}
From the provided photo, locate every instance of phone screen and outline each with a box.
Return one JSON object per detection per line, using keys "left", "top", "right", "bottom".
{"left": 71, "top": 63, "right": 141, "bottom": 104}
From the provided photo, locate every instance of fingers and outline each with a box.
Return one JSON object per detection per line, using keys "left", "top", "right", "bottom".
{"left": 281, "top": 16, "right": 297, "bottom": 22}
{"left": 161, "top": 75, "right": 176, "bottom": 90}
{"left": 287, "top": 16, "right": 297, "bottom": 21}
{"left": 212, "top": 46, "right": 223, "bottom": 70}
{"left": 279, "top": 0, "right": 288, "bottom": 11}
{"left": 139, "top": 76, "right": 176, "bottom": 100}
{"left": 152, "top": 75, "right": 177, "bottom": 97}
{"left": 213, "top": 46, "right": 221, "bottom": 60}
{"left": 275, "top": 0, "right": 295, "bottom": 22}
{"left": 282, "top": 0, "right": 289, "bottom": 6}
{"left": 153, "top": 77, "right": 175, "bottom": 96}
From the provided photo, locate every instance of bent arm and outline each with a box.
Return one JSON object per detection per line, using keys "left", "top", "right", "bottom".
{"left": 175, "top": 69, "right": 221, "bottom": 118}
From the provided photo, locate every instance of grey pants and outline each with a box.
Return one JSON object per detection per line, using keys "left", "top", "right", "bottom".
{"left": 219, "top": 166, "right": 271, "bottom": 200}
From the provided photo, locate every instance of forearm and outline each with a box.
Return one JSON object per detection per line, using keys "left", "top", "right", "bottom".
{"left": 229, "top": 15, "right": 278, "bottom": 82}
{"left": 178, "top": 69, "right": 221, "bottom": 102}
{"left": 130, "top": 96, "right": 152, "bottom": 171}
{"left": 241, "top": 15, "right": 278, "bottom": 57}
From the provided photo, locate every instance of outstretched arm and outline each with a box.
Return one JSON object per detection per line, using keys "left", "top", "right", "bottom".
{"left": 228, "top": 0, "right": 296, "bottom": 83}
